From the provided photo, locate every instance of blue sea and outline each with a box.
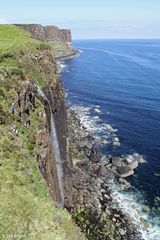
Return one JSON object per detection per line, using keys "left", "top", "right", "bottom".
{"left": 61, "top": 40, "right": 160, "bottom": 240}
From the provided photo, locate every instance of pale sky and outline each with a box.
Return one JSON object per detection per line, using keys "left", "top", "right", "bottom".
{"left": 0, "top": 0, "right": 160, "bottom": 39}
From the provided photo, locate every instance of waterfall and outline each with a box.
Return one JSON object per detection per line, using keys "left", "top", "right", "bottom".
{"left": 50, "top": 114, "right": 64, "bottom": 208}
{"left": 35, "top": 85, "right": 48, "bottom": 101}
{"left": 34, "top": 85, "right": 64, "bottom": 207}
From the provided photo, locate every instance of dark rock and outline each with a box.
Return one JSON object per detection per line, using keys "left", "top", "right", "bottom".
{"left": 76, "top": 160, "right": 89, "bottom": 171}
{"left": 98, "top": 166, "right": 115, "bottom": 179}
{"left": 89, "top": 147, "right": 102, "bottom": 162}
{"left": 98, "top": 166, "right": 109, "bottom": 177}
{"left": 117, "top": 165, "right": 132, "bottom": 174}
{"left": 116, "top": 165, "right": 135, "bottom": 178}
{"left": 119, "top": 170, "right": 134, "bottom": 178}
{"left": 118, "top": 178, "right": 131, "bottom": 189}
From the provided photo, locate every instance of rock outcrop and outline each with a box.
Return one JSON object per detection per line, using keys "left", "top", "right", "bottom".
{"left": 60, "top": 29, "right": 72, "bottom": 46}
{"left": 15, "top": 24, "right": 72, "bottom": 46}
{"left": 67, "top": 109, "right": 143, "bottom": 240}
{"left": 15, "top": 24, "right": 45, "bottom": 40}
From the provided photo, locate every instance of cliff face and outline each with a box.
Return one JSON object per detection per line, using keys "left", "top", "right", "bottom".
{"left": 15, "top": 24, "right": 72, "bottom": 46}
{"left": 15, "top": 24, "right": 76, "bottom": 58}
{"left": 15, "top": 24, "right": 46, "bottom": 40}
{"left": 18, "top": 49, "right": 73, "bottom": 208}
{"left": 0, "top": 25, "right": 84, "bottom": 239}
{"left": 60, "top": 29, "right": 72, "bottom": 46}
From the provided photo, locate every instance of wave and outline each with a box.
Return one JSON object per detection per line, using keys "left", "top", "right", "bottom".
{"left": 108, "top": 181, "right": 160, "bottom": 240}
{"left": 78, "top": 49, "right": 84, "bottom": 54}
{"left": 69, "top": 104, "right": 120, "bottom": 146}
{"left": 57, "top": 60, "right": 68, "bottom": 73}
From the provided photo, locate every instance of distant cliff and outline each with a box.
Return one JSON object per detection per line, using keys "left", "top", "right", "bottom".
{"left": 15, "top": 24, "right": 72, "bottom": 46}
{"left": 15, "top": 24, "right": 76, "bottom": 58}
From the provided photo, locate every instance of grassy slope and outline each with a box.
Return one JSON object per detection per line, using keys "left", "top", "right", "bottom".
{"left": 0, "top": 25, "right": 39, "bottom": 53}
{"left": 0, "top": 25, "right": 84, "bottom": 240}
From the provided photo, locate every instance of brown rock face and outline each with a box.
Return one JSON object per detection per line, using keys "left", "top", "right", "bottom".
{"left": 15, "top": 24, "right": 72, "bottom": 44}
{"left": 44, "top": 26, "right": 63, "bottom": 41}
{"left": 60, "top": 29, "right": 72, "bottom": 43}
{"left": 9, "top": 49, "right": 73, "bottom": 209}
{"left": 15, "top": 24, "right": 45, "bottom": 41}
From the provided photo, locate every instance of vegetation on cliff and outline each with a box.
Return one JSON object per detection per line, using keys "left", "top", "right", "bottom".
{"left": 0, "top": 25, "right": 84, "bottom": 240}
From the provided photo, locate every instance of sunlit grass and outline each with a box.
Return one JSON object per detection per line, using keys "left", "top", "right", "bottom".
{"left": 0, "top": 25, "right": 39, "bottom": 53}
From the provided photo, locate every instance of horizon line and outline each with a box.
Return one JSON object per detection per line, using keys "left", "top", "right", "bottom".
{"left": 73, "top": 38, "right": 160, "bottom": 40}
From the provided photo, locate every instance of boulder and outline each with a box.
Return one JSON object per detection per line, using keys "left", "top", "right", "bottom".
{"left": 98, "top": 166, "right": 109, "bottom": 177}
{"left": 116, "top": 165, "right": 134, "bottom": 178}
{"left": 118, "top": 178, "right": 131, "bottom": 189}
{"left": 128, "top": 160, "right": 138, "bottom": 170}
{"left": 117, "top": 165, "right": 132, "bottom": 174}
{"left": 98, "top": 167, "right": 115, "bottom": 179}
{"left": 111, "top": 157, "right": 122, "bottom": 167}
{"left": 76, "top": 160, "right": 89, "bottom": 171}
{"left": 119, "top": 170, "right": 134, "bottom": 178}
{"left": 89, "top": 147, "right": 102, "bottom": 162}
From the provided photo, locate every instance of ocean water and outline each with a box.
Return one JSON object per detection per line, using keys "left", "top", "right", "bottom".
{"left": 60, "top": 40, "right": 160, "bottom": 239}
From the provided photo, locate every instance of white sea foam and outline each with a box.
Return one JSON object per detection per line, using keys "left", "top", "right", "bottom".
{"left": 57, "top": 60, "right": 68, "bottom": 73}
{"left": 94, "top": 108, "right": 101, "bottom": 113}
{"left": 108, "top": 181, "right": 160, "bottom": 240}
{"left": 70, "top": 104, "right": 119, "bottom": 146}
{"left": 124, "top": 153, "right": 147, "bottom": 164}
{"left": 78, "top": 49, "right": 84, "bottom": 54}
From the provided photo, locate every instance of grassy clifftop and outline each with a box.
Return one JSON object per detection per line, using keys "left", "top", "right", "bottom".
{"left": 0, "top": 25, "right": 39, "bottom": 53}
{"left": 0, "top": 25, "right": 84, "bottom": 240}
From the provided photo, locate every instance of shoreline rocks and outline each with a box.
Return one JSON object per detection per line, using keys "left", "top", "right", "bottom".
{"left": 67, "top": 107, "right": 144, "bottom": 240}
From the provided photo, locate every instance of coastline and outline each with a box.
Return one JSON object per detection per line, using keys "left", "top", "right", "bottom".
{"left": 59, "top": 50, "right": 160, "bottom": 240}
{"left": 57, "top": 51, "right": 144, "bottom": 239}
{"left": 67, "top": 107, "right": 144, "bottom": 240}
{"left": 58, "top": 49, "right": 158, "bottom": 240}
{"left": 56, "top": 49, "right": 81, "bottom": 61}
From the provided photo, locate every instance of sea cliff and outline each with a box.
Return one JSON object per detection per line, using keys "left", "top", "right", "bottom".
{"left": 0, "top": 24, "right": 143, "bottom": 240}
{"left": 15, "top": 24, "right": 76, "bottom": 58}
{"left": 0, "top": 24, "right": 84, "bottom": 240}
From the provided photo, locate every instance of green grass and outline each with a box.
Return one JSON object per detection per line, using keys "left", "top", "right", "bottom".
{"left": 0, "top": 25, "right": 39, "bottom": 53}
{"left": 0, "top": 25, "right": 49, "bottom": 88}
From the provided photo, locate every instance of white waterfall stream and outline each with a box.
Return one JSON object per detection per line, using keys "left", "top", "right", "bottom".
{"left": 50, "top": 114, "right": 64, "bottom": 208}
{"left": 35, "top": 85, "right": 64, "bottom": 207}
